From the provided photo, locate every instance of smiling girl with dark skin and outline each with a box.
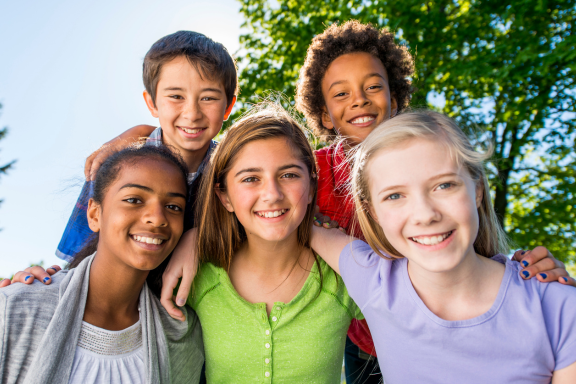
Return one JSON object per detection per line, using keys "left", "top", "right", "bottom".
{"left": 0, "top": 145, "right": 203, "bottom": 384}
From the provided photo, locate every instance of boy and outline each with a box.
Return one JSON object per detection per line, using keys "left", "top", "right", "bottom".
{"left": 294, "top": 20, "right": 574, "bottom": 384}
{"left": 56, "top": 30, "right": 237, "bottom": 261}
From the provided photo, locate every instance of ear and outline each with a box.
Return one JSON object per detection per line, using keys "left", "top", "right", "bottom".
{"left": 475, "top": 182, "right": 484, "bottom": 209}
{"left": 321, "top": 106, "right": 335, "bottom": 130}
{"left": 143, "top": 90, "right": 159, "bottom": 118}
{"left": 87, "top": 198, "right": 102, "bottom": 233}
{"left": 214, "top": 184, "right": 234, "bottom": 212}
{"left": 390, "top": 95, "right": 398, "bottom": 118}
{"left": 224, "top": 96, "right": 236, "bottom": 121}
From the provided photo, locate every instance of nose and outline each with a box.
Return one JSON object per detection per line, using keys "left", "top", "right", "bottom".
{"left": 409, "top": 193, "right": 441, "bottom": 226}
{"left": 182, "top": 98, "right": 203, "bottom": 121}
{"left": 351, "top": 88, "right": 370, "bottom": 109}
{"left": 143, "top": 201, "right": 168, "bottom": 228}
{"left": 261, "top": 179, "right": 284, "bottom": 203}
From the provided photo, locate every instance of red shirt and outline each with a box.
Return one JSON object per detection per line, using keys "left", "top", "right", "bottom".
{"left": 315, "top": 143, "right": 377, "bottom": 357}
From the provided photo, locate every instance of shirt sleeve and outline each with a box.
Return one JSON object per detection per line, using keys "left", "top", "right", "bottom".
{"left": 339, "top": 240, "right": 392, "bottom": 310}
{"left": 540, "top": 281, "right": 576, "bottom": 371}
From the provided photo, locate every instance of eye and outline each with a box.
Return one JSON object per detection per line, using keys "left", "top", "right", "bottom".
{"left": 201, "top": 96, "right": 218, "bottom": 101}
{"left": 166, "top": 204, "right": 183, "bottom": 212}
{"left": 334, "top": 92, "right": 347, "bottom": 98}
{"left": 124, "top": 197, "right": 143, "bottom": 204}
{"left": 386, "top": 193, "right": 401, "bottom": 201}
{"left": 437, "top": 182, "right": 453, "bottom": 190}
{"left": 281, "top": 172, "right": 300, "bottom": 179}
{"left": 367, "top": 85, "right": 383, "bottom": 91}
{"left": 242, "top": 176, "right": 259, "bottom": 183}
{"left": 169, "top": 95, "right": 184, "bottom": 100}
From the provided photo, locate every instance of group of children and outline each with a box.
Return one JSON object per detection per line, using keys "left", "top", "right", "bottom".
{"left": 1, "top": 20, "right": 575, "bottom": 384}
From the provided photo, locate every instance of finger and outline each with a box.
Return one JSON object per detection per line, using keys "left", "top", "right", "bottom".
{"left": 533, "top": 268, "right": 569, "bottom": 283}
{"left": 0, "top": 279, "right": 11, "bottom": 288}
{"left": 25, "top": 265, "right": 53, "bottom": 284}
{"left": 11, "top": 271, "right": 35, "bottom": 284}
{"left": 89, "top": 151, "right": 109, "bottom": 181}
{"left": 160, "top": 270, "right": 185, "bottom": 321}
{"left": 519, "top": 256, "right": 558, "bottom": 280}
{"left": 522, "top": 246, "right": 556, "bottom": 265}
{"left": 46, "top": 265, "right": 61, "bottom": 275}
{"left": 559, "top": 276, "right": 576, "bottom": 287}
{"left": 338, "top": 227, "right": 346, "bottom": 233}
{"left": 84, "top": 151, "right": 99, "bottom": 180}
{"left": 511, "top": 250, "right": 527, "bottom": 262}
{"left": 314, "top": 205, "right": 320, "bottom": 215}
{"left": 175, "top": 262, "right": 195, "bottom": 310}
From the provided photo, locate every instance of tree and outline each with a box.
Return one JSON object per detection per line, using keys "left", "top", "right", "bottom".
{"left": 0, "top": 103, "right": 16, "bottom": 212}
{"left": 235, "top": 0, "right": 576, "bottom": 263}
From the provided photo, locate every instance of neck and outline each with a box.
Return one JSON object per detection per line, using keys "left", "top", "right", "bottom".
{"left": 237, "top": 231, "right": 304, "bottom": 274}
{"left": 162, "top": 134, "right": 210, "bottom": 173}
{"left": 407, "top": 248, "right": 505, "bottom": 321}
{"left": 83, "top": 250, "right": 148, "bottom": 331}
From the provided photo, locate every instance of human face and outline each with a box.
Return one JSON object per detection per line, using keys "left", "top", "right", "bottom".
{"left": 367, "top": 138, "right": 483, "bottom": 274}
{"left": 321, "top": 52, "right": 398, "bottom": 145}
{"left": 144, "top": 56, "right": 234, "bottom": 159}
{"left": 87, "top": 158, "right": 187, "bottom": 271}
{"left": 215, "top": 137, "right": 314, "bottom": 244}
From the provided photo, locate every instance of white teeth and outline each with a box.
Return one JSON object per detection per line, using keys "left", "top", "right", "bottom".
{"left": 182, "top": 127, "right": 203, "bottom": 134}
{"left": 351, "top": 116, "right": 375, "bottom": 124}
{"left": 257, "top": 209, "right": 287, "bottom": 218}
{"left": 411, "top": 231, "right": 452, "bottom": 246}
{"left": 133, "top": 235, "right": 164, "bottom": 245}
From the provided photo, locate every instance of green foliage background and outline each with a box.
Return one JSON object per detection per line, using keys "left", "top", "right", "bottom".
{"left": 232, "top": 0, "right": 576, "bottom": 264}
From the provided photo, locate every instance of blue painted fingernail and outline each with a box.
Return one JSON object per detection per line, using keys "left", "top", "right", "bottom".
{"left": 521, "top": 251, "right": 526, "bottom": 255}
{"left": 48, "top": 267, "right": 57, "bottom": 271}
{"left": 43, "top": 277, "right": 50, "bottom": 283}
{"left": 522, "top": 271, "right": 529, "bottom": 278}
{"left": 25, "top": 275, "right": 32, "bottom": 282}
{"left": 539, "top": 273, "right": 547, "bottom": 279}
{"left": 563, "top": 277, "right": 568, "bottom": 283}
{"left": 176, "top": 298, "right": 185, "bottom": 307}
{"left": 521, "top": 260, "right": 529, "bottom": 267}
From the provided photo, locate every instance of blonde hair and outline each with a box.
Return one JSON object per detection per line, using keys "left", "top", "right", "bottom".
{"left": 195, "top": 102, "right": 318, "bottom": 271}
{"left": 351, "top": 110, "right": 509, "bottom": 259}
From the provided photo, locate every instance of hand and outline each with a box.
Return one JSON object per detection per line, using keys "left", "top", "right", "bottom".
{"left": 0, "top": 265, "right": 61, "bottom": 288}
{"left": 513, "top": 246, "right": 575, "bottom": 287}
{"left": 84, "top": 124, "right": 156, "bottom": 181}
{"left": 313, "top": 205, "right": 346, "bottom": 233}
{"left": 160, "top": 228, "right": 200, "bottom": 321}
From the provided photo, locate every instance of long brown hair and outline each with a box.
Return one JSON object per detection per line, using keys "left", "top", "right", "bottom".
{"left": 195, "top": 102, "right": 318, "bottom": 271}
{"left": 351, "top": 110, "right": 509, "bottom": 259}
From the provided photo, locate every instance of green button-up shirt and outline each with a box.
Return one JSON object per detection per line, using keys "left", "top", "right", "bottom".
{"left": 188, "top": 258, "right": 362, "bottom": 383}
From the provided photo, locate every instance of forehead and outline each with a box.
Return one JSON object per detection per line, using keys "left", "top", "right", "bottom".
{"left": 110, "top": 157, "right": 187, "bottom": 194}
{"left": 229, "top": 137, "right": 306, "bottom": 172}
{"left": 323, "top": 52, "right": 389, "bottom": 83}
{"left": 158, "top": 55, "right": 225, "bottom": 90}
{"left": 368, "top": 138, "right": 462, "bottom": 188}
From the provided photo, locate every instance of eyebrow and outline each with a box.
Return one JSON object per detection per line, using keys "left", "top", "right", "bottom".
{"left": 376, "top": 172, "right": 460, "bottom": 197}
{"left": 234, "top": 164, "right": 305, "bottom": 177}
{"left": 163, "top": 86, "right": 223, "bottom": 93}
{"left": 328, "top": 73, "right": 386, "bottom": 91}
{"left": 119, "top": 183, "right": 186, "bottom": 199}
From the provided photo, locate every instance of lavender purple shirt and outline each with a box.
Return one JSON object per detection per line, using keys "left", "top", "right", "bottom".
{"left": 340, "top": 240, "right": 576, "bottom": 383}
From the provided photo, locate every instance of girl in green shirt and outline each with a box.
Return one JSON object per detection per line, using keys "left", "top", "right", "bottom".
{"left": 182, "top": 103, "right": 362, "bottom": 383}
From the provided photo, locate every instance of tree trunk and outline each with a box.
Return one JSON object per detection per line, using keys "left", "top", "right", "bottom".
{"left": 494, "top": 167, "right": 511, "bottom": 229}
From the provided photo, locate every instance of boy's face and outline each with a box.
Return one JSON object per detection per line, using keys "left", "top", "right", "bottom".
{"left": 144, "top": 56, "right": 234, "bottom": 159}
{"left": 321, "top": 52, "right": 397, "bottom": 145}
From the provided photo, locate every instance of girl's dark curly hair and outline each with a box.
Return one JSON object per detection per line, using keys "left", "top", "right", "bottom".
{"left": 295, "top": 20, "right": 415, "bottom": 141}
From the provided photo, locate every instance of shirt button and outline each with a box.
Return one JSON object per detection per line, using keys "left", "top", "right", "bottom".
{"left": 272, "top": 316, "right": 277, "bottom": 322}
{"left": 265, "top": 343, "right": 270, "bottom": 349}
{"left": 265, "top": 358, "right": 270, "bottom": 364}
{"left": 265, "top": 330, "right": 270, "bottom": 335}
{"left": 265, "top": 372, "right": 270, "bottom": 377}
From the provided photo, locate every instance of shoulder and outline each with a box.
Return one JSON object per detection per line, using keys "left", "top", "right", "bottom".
{"left": 188, "top": 263, "right": 222, "bottom": 308}
{"left": 0, "top": 271, "right": 67, "bottom": 304}
{"left": 313, "top": 257, "right": 362, "bottom": 319}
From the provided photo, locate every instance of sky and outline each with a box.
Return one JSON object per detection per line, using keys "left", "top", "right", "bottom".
{"left": 0, "top": 0, "right": 243, "bottom": 276}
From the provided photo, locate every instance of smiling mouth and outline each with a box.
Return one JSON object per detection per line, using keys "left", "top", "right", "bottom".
{"left": 131, "top": 235, "right": 166, "bottom": 245}
{"left": 255, "top": 209, "right": 288, "bottom": 218}
{"left": 409, "top": 230, "right": 453, "bottom": 246}
{"left": 179, "top": 127, "right": 206, "bottom": 134}
{"left": 349, "top": 115, "right": 376, "bottom": 125}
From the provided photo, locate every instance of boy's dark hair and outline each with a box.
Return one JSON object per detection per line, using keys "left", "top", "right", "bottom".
{"left": 295, "top": 20, "right": 415, "bottom": 141}
{"left": 69, "top": 144, "right": 189, "bottom": 297}
{"left": 143, "top": 30, "right": 238, "bottom": 107}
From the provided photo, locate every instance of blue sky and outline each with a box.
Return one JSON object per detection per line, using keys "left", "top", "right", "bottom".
{"left": 0, "top": 0, "right": 243, "bottom": 276}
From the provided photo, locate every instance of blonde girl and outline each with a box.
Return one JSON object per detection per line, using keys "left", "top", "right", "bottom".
{"left": 311, "top": 111, "right": 576, "bottom": 383}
